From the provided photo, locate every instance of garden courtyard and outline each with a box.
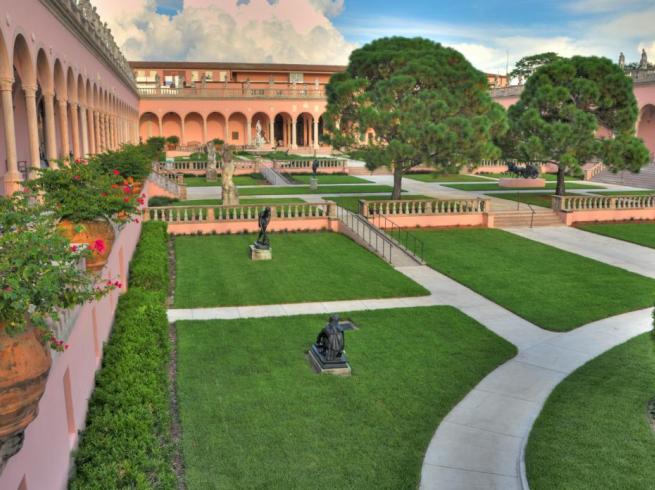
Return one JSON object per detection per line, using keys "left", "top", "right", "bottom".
{"left": 132, "top": 167, "right": 655, "bottom": 489}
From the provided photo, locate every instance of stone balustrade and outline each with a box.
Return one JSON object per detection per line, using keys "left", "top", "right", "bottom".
{"left": 156, "top": 160, "right": 259, "bottom": 173}
{"left": 361, "top": 198, "right": 491, "bottom": 217}
{"left": 138, "top": 85, "right": 326, "bottom": 99}
{"left": 145, "top": 202, "right": 335, "bottom": 223}
{"left": 149, "top": 171, "right": 186, "bottom": 198}
{"left": 553, "top": 194, "right": 655, "bottom": 211}
{"left": 275, "top": 159, "right": 344, "bottom": 170}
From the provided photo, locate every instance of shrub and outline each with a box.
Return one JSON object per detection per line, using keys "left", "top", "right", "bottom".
{"left": 148, "top": 196, "right": 179, "bottom": 207}
{"left": 69, "top": 220, "right": 174, "bottom": 488}
{"left": 166, "top": 135, "right": 180, "bottom": 145}
{"left": 145, "top": 136, "right": 166, "bottom": 157}
{"left": 92, "top": 144, "right": 153, "bottom": 181}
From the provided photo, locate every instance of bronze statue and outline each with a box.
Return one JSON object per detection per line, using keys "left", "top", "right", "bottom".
{"left": 312, "top": 158, "right": 319, "bottom": 177}
{"left": 254, "top": 207, "right": 271, "bottom": 249}
{"left": 314, "top": 314, "right": 345, "bottom": 361}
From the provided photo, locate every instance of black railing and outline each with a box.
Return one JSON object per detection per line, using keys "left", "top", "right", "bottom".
{"left": 368, "top": 213, "right": 425, "bottom": 263}
{"left": 335, "top": 205, "right": 395, "bottom": 264}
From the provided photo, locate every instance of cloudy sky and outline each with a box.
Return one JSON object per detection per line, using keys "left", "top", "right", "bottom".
{"left": 93, "top": 0, "right": 655, "bottom": 74}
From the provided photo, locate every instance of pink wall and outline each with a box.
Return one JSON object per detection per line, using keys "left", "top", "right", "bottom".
{"left": 370, "top": 213, "right": 494, "bottom": 229}
{"left": 0, "top": 218, "right": 143, "bottom": 490}
{"left": 559, "top": 208, "right": 655, "bottom": 225}
{"left": 166, "top": 217, "right": 339, "bottom": 235}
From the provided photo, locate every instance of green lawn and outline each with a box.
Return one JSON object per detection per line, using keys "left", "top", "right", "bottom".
{"left": 485, "top": 192, "right": 583, "bottom": 208}
{"left": 443, "top": 182, "right": 604, "bottom": 191}
{"left": 527, "top": 332, "right": 655, "bottom": 489}
{"left": 183, "top": 174, "right": 268, "bottom": 187}
{"left": 331, "top": 194, "right": 430, "bottom": 213}
{"left": 415, "top": 228, "right": 655, "bottom": 331}
{"left": 238, "top": 184, "right": 395, "bottom": 196}
{"left": 577, "top": 222, "right": 655, "bottom": 249}
{"left": 289, "top": 173, "right": 371, "bottom": 184}
{"left": 174, "top": 232, "right": 428, "bottom": 308}
{"left": 479, "top": 172, "right": 582, "bottom": 182}
{"left": 171, "top": 197, "right": 306, "bottom": 206}
{"left": 405, "top": 173, "right": 492, "bottom": 182}
{"left": 176, "top": 307, "right": 517, "bottom": 489}
{"left": 590, "top": 190, "right": 655, "bottom": 196}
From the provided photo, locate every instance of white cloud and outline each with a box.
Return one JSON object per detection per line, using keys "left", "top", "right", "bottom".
{"left": 93, "top": 0, "right": 356, "bottom": 64}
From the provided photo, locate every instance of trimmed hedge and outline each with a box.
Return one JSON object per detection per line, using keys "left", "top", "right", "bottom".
{"left": 69, "top": 221, "right": 175, "bottom": 489}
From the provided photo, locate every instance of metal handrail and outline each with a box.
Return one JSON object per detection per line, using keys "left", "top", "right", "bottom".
{"left": 336, "top": 205, "right": 395, "bottom": 264}
{"left": 369, "top": 213, "right": 425, "bottom": 262}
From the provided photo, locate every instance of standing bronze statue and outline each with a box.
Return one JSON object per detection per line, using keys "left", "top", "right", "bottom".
{"left": 254, "top": 207, "right": 271, "bottom": 250}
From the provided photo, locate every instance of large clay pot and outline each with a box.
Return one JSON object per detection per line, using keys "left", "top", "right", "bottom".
{"left": 58, "top": 220, "right": 115, "bottom": 272}
{"left": 0, "top": 324, "right": 51, "bottom": 470}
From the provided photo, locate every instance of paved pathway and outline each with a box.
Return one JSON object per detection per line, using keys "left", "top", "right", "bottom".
{"left": 506, "top": 226, "right": 655, "bottom": 279}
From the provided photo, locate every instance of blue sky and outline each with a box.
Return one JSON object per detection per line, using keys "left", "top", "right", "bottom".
{"left": 101, "top": 0, "right": 655, "bottom": 73}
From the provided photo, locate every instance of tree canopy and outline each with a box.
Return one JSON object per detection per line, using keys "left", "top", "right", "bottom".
{"left": 324, "top": 37, "right": 507, "bottom": 198}
{"left": 503, "top": 55, "right": 650, "bottom": 195}
{"left": 509, "top": 52, "right": 561, "bottom": 82}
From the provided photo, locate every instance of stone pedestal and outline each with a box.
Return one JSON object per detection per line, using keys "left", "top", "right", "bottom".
{"left": 309, "top": 177, "right": 318, "bottom": 190}
{"left": 206, "top": 168, "right": 218, "bottom": 181}
{"left": 249, "top": 244, "right": 272, "bottom": 261}
{"left": 307, "top": 346, "right": 351, "bottom": 376}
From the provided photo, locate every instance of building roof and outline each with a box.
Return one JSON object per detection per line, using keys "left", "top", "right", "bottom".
{"left": 128, "top": 61, "right": 347, "bottom": 73}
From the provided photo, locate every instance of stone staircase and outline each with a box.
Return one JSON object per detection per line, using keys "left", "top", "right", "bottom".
{"left": 492, "top": 208, "right": 563, "bottom": 228}
{"left": 335, "top": 207, "right": 422, "bottom": 267}
{"left": 590, "top": 161, "right": 655, "bottom": 188}
{"left": 260, "top": 165, "right": 295, "bottom": 185}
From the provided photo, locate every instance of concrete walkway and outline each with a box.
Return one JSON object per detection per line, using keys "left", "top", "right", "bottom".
{"left": 506, "top": 226, "right": 655, "bottom": 279}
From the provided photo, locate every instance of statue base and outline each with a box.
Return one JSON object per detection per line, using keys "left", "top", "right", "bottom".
{"left": 206, "top": 168, "right": 218, "bottom": 181}
{"left": 249, "top": 244, "right": 272, "bottom": 261}
{"left": 307, "top": 345, "right": 351, "bottom": 376}
{"left": 309, "top": 177, "right": 319, "bottom": 190}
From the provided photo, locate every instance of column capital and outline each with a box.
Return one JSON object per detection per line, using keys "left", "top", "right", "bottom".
{"left": 0, "top": 78, "right": 13, "bottom": 91}
{"left": 22, "top": 84, "right": 37, "bottom": 96}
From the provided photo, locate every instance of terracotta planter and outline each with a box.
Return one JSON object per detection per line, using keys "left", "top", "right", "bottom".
{"left": 0, "top": 324, "right": 51, "bottom": 469}
{"left": 58, "top": 220, "right": 115, "bottom": 272}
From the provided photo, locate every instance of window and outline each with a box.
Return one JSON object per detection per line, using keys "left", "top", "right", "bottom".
{"left": 218, "top": 71, "right": 227, "bottom": 82}
{"left": 232, "top": 131, "right": 239, "bottom": 141}
{"left": 289, "top": 72, "right": 304, "bottom": 83}
{"left": 191, "top": 71, "right": 199, "bottom": 82}
{"left": 205, "top": 71, "right": 214, "bottom": 81}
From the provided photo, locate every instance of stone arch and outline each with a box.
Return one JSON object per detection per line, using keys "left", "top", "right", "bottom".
{"left": 184, "top": 112, "right": 204, "bottom": 145}
{"left": 296, "top": 112, "right": 314, "bottom": 148}
{"left": 274, "top": 111, "right": 293, "bottom": 148}
{"left": 12, "top": 34, "right": 35, "bottom": 88}
{"left": 251, "top": 112, "right": 271, "bottom": 147}
{"left": 227, "top": 112, "right": 247, "bottom": 145}
{"left": 139, "top": 112, "right": 160, "bottom": 140}
{"left": 35, "top": 49, "right": 52, "bottom": 164}
{"left": 637, "top": 104, "right": 655, "bottom": 157}
{"left": 12, "top": 34, "right": 35, "bottom": 170}
{"left": 206, "top": 112, "right": 226, "bottom": 142}
{"left": 162, "top": 112, "right": 182, "bottom": 140}
{"left": 0, "top": 29, "right": 11, "bottom": 181}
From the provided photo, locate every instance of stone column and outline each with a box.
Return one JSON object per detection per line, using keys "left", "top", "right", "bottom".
{"left": 98, "top": 112, "right": 105, "bottom": 153}
{"left": 246, "top": 117, "right": 252, "bottom": 146}
{"left": 291, "top": 116, "right": 298, "bottom": 149}
{"left": 42, "top": 92, "right": 58, "bottom": 163}
{"left": 225, "top": 120, "right": 230, "bottom": 144}
{"left": 158, "top": 116, "right": 163, "bottom": 138}
{"left": 1, "top": 78, "right": 21, "bottom": 194}
{"left": 80, "top": 104, "right": 89, "bottom": 156}
{"left": 180, "top": 118, "right": 185, "bottom": 146}
{"left": 87, "top": 107, "right": 96, "bottom": 155}
{"left": 313, "top": 116, "right": 320, "bottom": 150}
{"left": 269, "top": 117, "right": 275, "bottom": 147}
{"left": 23, "top": 85, "right": 41, "bottom": 176}
{"left": 58, "top": 98, "right": 70, "bottom": 160}
{"left": 202, "top": 116, "right": 208, "bottom": 144}
{"left": 93, "top": 111, "right": 100, "bottom": 153}
{"left": 70, "top": 102, "right": 81, "bottom": 159}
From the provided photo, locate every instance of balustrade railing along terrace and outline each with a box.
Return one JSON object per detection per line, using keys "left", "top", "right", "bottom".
{"left": 360, "top": 198, "right": 491, "bottom": 217}
{"left": 552, "top": 194, "right": 655, "bottom": 211}
{"left": 275, "top": 159, "right": 344, "bottom": 170}
{"left": 144, "top": 202, "right": 333, "bottom": 223}
{"left": 138, "top": 84, "right": 326, "bottom": 99}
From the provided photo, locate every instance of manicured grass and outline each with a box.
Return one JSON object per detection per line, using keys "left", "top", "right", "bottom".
{"left": 171, "top": 197, "right": 306, "bottom": 206}
{"left": 577, "top": 222, "right": 655, "bottom": 249}
{"left": 484, "top": 192, "right": 583, "bottom": 208}
{"left": 527, "top": 332, "right": 655, "bottom": 489}
{"left": 331, "top": 194, "right": 430, "bottom": 213}
{"left": 415, "top": 228, "right": 655, "bottom": 331}
{"left": 289, "top": 173, "right": 371, "bottom": 184}
{"left": 405, "top": 173, "right": 493, "bottom": 182}
{"left": 174, "top": 232, "right": 428, "bottom": 308}
{"left": 238, "top": 184, "right": 395, "bottom": 196}
{"left": 183, "top": 174, "right": 268, "bottom": 187}
{"left": 480, "top": 172, "right": 582, "bottom": 181}
{"left": 590, "top": 190, "right": 655, "bottom": 196}
{"left": 176, "top": 306, "right": 517, "bottom": 489}
{"left": 443, "top": 182, "right": 604, "bottom": 191}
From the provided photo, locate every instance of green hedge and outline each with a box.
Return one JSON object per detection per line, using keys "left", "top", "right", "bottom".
{"left": 128, "top": 222, "right": 169, "bottom": 298}
{"left": 69, "top": 221, "right": 175, "bottom": 489}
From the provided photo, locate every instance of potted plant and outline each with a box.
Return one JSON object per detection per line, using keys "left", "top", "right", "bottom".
{"left": 92, "top": 144, "right": 153, "bottom": 195}
{"left": 26, "top": 161, "right": 141, "bottom": 271}
{"left": 166, "top": 135, "right": 180, "bottom": 150}
{"left": 0, "top": 193, "right": 115, "bottom": 470}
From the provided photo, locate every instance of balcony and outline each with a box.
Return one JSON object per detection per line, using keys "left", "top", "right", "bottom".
{"left": 137, "top": 81, "right": 326, "bottom": 99}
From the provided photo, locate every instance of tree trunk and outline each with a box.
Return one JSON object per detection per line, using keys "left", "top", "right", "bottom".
{"left": 392, "top": 165, "right": 403, "bottom": 200}
{"left": 555, "top": 165, "right": 566, "bottom": 196}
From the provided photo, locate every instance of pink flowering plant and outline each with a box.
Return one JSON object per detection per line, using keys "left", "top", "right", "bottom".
{"left": 0, "top": 194, "right": 115, "bottom": 350}
{"left": 26, "top": 161, "right": 139, "bottom": 226}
